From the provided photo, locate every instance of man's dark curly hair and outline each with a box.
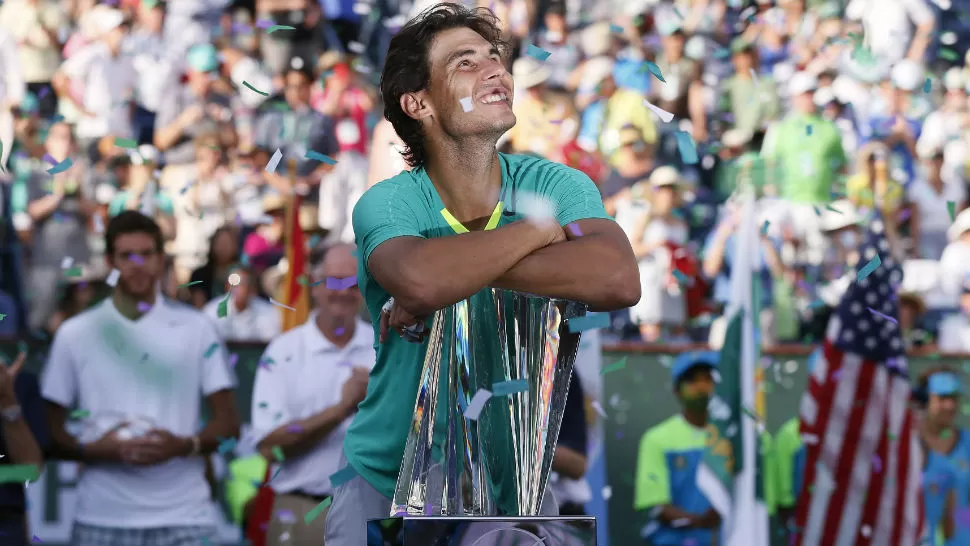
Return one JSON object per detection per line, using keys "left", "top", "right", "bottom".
{"left": 380, "top": 3, "right": 511, "bottom": 169}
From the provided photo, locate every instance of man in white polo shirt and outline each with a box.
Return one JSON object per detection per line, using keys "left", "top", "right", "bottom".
{"left": 41, "top": 210, "right": 241, "bottom": 546}
{"left": 251, "top": 242, "right": 373, "bottom": 546}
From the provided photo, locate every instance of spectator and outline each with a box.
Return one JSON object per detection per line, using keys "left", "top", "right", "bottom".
{"left": 41, "top": 211, "right": 240, "bottom": 546}
{"left": 243, "top": 194, "right": 287, "bottom": 275}
{"left": 506, "top": 56, "right": 577, "bottom": 161}
{"left": 864, "top": 60, "right": 926, "bottom": 185}
{"left": 531, "top": 2, "right": 581, "bottom": 92}
{"left": 251, "top": 243, "right": 373, "bottom": 543}
{"left": 203, "top": 265, "right": 281, "bottom": 342}
{"left": 718, "top": 39, "right": 781, "bottom": 138}
{"left": 0, "top": 26, "right": 25, "bottom": 172}
{"left": 939, "top": 209, "right": 970, "bottom": 301}
{"left": 600, "top": 125, "right": 656, "bottom": 217}
{"left": 898, "top": 292, "right": 928, "bottom": 350}
{"left": 846, "top": 141, "right": 906, "bottom": 217}
{"left": 917, "top": 67, "right": 969, "bottom": 161}
{"left": 189, "top": 226, "right": 240, "bottom": 308}
{"left": 107, "top": 144, "right": 176, "bottom": 240}
{"left": 773, "top": 416, "right": 804, "bottom": 538}
{"left": 937, "top": 276, "right": 970, "bottom": 353}
{"left": 627, "top": 166, "right": 688, "bottom": 342}
{"left": 51, "top": 8, "right": 135, "bottom": 162}
{"left": 844, "top": 0, "right": 934, "bottom": 66}
{"left": 23, "top": 122, "right": 94, "bottom": 332}
{"left": 649, "top": 20, "right": 705, "bottom": 140}
{"left": 0, "top": 351, "right": 47, "bottom": 546}
{"left": 46, "top": 272, "right": 105, "bottom": 335}
{"left": 908, "top": 145, "right": 966, "bottom": 260}
{"left": 549, "top": 372, "right": 589, "bottom": 516}
{"left": 0, "top": 0, "right": 67, "bottom": 118}
{"left": 128, "top": 0, "right": 171, "bottom": 145}
{"left": 311, "top": 52, "right": 377, "bottom": 158}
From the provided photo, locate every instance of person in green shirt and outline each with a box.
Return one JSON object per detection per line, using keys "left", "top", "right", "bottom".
{"left": 774, "top": 416, "right": 805, "bottom": 537}
{"left": 634, "top": 353, "right": 724, "bottom": 546}
{"left": 718, "top": 40, "right": 781, "bottom": 138}
{"left": 322, "top": 4, "right": 641, "bottom": 545}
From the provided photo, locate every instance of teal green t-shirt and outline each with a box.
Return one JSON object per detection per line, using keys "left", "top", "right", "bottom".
{"left": 344, "top": 153, "right": 611, "bottom": 502}
{"left": 108, "top": 191, "right": 175, "bottom": 217}
{"left": 762, "top": 113, "right": 847, "bottom": 204}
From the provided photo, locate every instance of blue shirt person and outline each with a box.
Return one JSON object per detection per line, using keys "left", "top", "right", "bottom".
{"left": 634, "top": 353, "right": 724, "bottom": 545}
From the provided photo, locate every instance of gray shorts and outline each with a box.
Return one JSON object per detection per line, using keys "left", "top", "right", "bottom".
{"left": 323, "top": 453, "right": 560, "bottom": 546}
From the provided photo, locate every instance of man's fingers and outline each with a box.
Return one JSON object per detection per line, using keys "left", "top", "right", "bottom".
{"left": 379, "top": 311, "right": 389, "bottom": 343}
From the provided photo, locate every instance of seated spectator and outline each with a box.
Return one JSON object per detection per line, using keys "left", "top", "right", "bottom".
{"left": 506, "top": 56, "right": 577, "bottom": 162}
{"left": 909, "top": 145, "right": 966, "bottom": 260}
{"left": 847, "top": 141, "right": 906, "bottom": 217}
{"left": 189, "top": 227, "right": 239, "bottom": 309}
{"left": 46, "top": 271, "right": 105, "bottom": 335}
{"left": 107, "top": 144, "right": 176, "bottom": 240}
{"left": 203, "top": 266, "right": 280, "bottom": 342}
{"left": 938, "top": 277, "right": 970, "bottom": 354}
{"left": 940, "top": 209, "right": 970, "bottom": 301}
{"left": 600, "top": 125, "right": 655, "bottom": 217}
{"left": 898, "top": 292, "right": 929, "bottom": 350}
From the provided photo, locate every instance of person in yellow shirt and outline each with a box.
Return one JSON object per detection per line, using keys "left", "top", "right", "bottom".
{"left": 504, "top": 56, "right": 578, "bottom": 163}
{"left": 846, "top": 141, "right": 906, "bottom": 215}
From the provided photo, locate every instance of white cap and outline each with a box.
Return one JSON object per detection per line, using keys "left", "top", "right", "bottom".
{"left": 814, "top": 86, "right": 836, "bottom": 106}
{"left": 944, "top": 67, "right": 966, "bottom": 91}
{"left": 948, "top": 208, "right": 970, "bottom": 242}
{"left": 580, "top": 56, "right": 615, "bottom": 91}
{"left": 820, "top": 199, "right": 861, "bottom": 232}
{"left": 648, "top": 165, "right": 681, "bottom": 187}
{"left": 788, "top": 71, "right": 818, "bottom": 96}
{"left": 891, "top": 60, "right": 924, "bottom": 92}
{"left": 89, "top": 7, "right": 124, "bottom": 36}
{"left": 511, "top": 57, "right": 550, "bottom": 89}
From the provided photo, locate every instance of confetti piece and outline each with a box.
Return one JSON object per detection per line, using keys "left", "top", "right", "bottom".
{"left": 271, "top": 446, "right": 285, "bottom": 462}
{"left": 867, "top": 307, "right": 898, "bottom": 324}
{"left": 463, "top": 389, "right": 493, "bottom": 420}
{"left": 939, "top": 48, "right": 959, "bottom": 61}
{"left": 217, "top": 292, "right": 231, "bottom": 318}
{"left": 813, "top": 206, "right": 821, "bottom": 216}
{"left": 243, "top": 80, "right": 269, "bottom": 96}
{"left": 70, "top": 409, "right": 90, "bottom": 419}
{"left": 525, "top": 43, "right": 551, "bottom": 61}
{"left": 673, "top": 131, "right": 698, "bottom": 163}
{"left": 806, "top": 124, "right": 813, "bottom": 136}
{"left": 178, "top": 280, "right": 203, "bottom": 288}
{"left": 601, "top": 357, "right": 627, "bottom": 375}
{"left": 492, "top": 379, "right": 529, "bottom": 396}
{"left": 460, "top": 97, "right": 474, "bottom": 112}
{"left": 114, "top": 137, "right": 138, "bottom": 149}
{"left": 567, "top": 223, "right": 583, "bottom": 237}
{"left": 60, "top": 256, "right": 74, "bottom": 270}
{"left": 227, "top": 353, "right": 239, "bottom": 369}
{"left": 286, "top": 424, "right": 303, "bottom": 433}
{"left": 266, "top": 24, "right": 296, "bottom": 33}
{"left": 305, "top": 497, "right": 333, "bottom": 525}
{"left": 871, "top": 455, "right": 882, "bottom": 473}
{"left": 948, "top": 201, "right": 956, "bottom": 222}
{"left": 265, "top": 148, "right": 283, "bottom": 173}
{"left": 305, "top": 150, "right": 338, "bottom": 164}
{"left": 643, "top": 100, "right": 675, "bottom": 123}
{"left": 325, "top": 276, "right": 358, "bottom": 290}
{"left": 204, "top": 342, "right": 220, "bottom": 358}
{"left": 217, "top": 438, "right": 237, "bottom": 454}
{"left": 923, "top": 78, "right": 932, "bottom": 93}
{"left": 761, "top": 220, "right": 770, "bottom": 235}
{"left": 642, "top": 61, "right": 666, "bottom": 82}
{"left": 857, "top": 255, "right": 881, "bottom": 282}
{"left": 672, "top": 269, "right": 690, "bottom": 286}
{"left": 567, "top": 313, "right": 610, "bottom": 333}
{"left": 106, "top": 269, "right": 120, "bottom": 287}
{"left": 0, "top": 314, "right": 5, "bottom": 321}
{"left": 329, "top": 465, "right": 358, "bottom": 488}
{"left": 47, "top": 158, "right": 73, "bottom": 175}
{"left": 42, "top": 153, "right": 57, "bottom": 165}
{"left": 270, "top": 298, "right": 296, "bottom": 311}
{"left": 0, "top": 465, "right": 40, "bottom": 483}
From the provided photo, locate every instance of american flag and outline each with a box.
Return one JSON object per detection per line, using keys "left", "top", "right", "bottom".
{"left": 793, "top": 216, "right": 924, "bottom": 546}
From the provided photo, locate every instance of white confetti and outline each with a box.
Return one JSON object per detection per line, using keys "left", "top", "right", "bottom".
{"left": 463, "top": 389, "right": 493, "bottom": 421}
{"left": 265, "top": 148, "right": 283, "bottom": 174}
{"left": 591, "top": 400, "right": 607, "bottom": 419}
{"left": 228, "top": 273, "right": 241, "bottom": 287}
{"left": 60, "top": 256, "right": 74, "bottom": 270}
{"left": 460, "top": 97, "right": 474, "bottom": 112}
{"left": 514, "top": 191, "right": 557, "bottom": 226}
{"left": 672, "top": 517, "right": 692, "bottom": 528}
{"left": 643, "top": 100, "right": 675, "bottom": 123}
{"left": 269, "top": 298, "right": 296, "bottom": 311}
{"left": 348, "top": 41, "right": 366, "bottom": 54}
{"left": 800, "top": 432, "right": 820, "bottom": 445}
{"left": 861, "top": 525, "right": 872, "bottom": 538}
{"left": 106, "top": 268, "right": 120, "bottom": 287}
{"left": 601, "top": 485, "right": 612, "bottom": 500}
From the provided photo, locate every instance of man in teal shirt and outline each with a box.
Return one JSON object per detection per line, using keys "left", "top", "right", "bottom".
{"left": 634, "top": 353, "right": 723, "bottom": 545}
{"left": 322, "top": 4, "right": 641, "bottom": 544}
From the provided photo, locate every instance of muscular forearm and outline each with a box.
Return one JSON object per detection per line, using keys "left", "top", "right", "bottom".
{"left": 258, "top": 404, "right": 351, "bottom": 459}
{"left": 490, "top": 233, "right": 640, "bottom": 311}
{"left": 27, "top": 193, "right": 63, "bottom": 221}
{"left": 1, "top": 416, "right": 43, "bottom": 470}
{"left": 551, "top": 446, "right": 587, "bottom": 480}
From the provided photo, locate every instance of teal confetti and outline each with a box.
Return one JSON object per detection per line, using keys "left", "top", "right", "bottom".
{"left": 217, "top": 438, "right": 237, "bottom": 454}
{"left": 672, "top": 269, "right": 689, "bottom": 285}
{"left": 47, "top": 158, "right": 74, "bottom": 175}
{"left": 63, "top": 266, "right": 83, "bottom": 278}
{"left": 806, "top": 125, "right": 813, "bottom": 136}
{"left": 69, "top": 409, "right": 90, "bottom": 419}
{"left": 203, "top": 342, "right": 219, "bottom": 358}
{"left": 178, "top": 280, "right": 203, "bottom": 288}
{"left": 0, "top": 465, "right": 40, "bottom": 483}
{"left": 601, "top": 357, "right": 628, "bottom": 375}
{"left": 492, "top": 379, "right": 529, "bottom": 396}
{"left": 567, "top": 313, "right": 610, "bottom": 333}
{"left": 266, "top": 25, "right": 296, "bottom": 34}
{"left": 813, "top": 206, "right": 821, "bottom": 216}
{"left": 329, "top": 465, "right": 358, "bottom": 488}
{"left": 761, "top": 220, "right": 770, "bottom": 235}
{"left": 271, "top": 446, "right": 285, "bottom": 462}
{"left": 217, "top": 292, "right": 231, "bottom": 318}
{"left": 305, "top": 497, "right": 332, "bottom": 524}
{"left": 642, "top": 61, "right": 666, "bottom": 82}
{"left": 525, "top": 43, "right": 551, "bottom": 61}
{"left": 609, "top": 23, "right": 623, "bottom": 33}
{"left": 923, "top": 77, "right": 932, "bottom": 93}
{"left": 242, "top": 81, "right": 269, "bottom": 96}
{"left": 825, "top": 205, "right": 841, "bottom": 214}
{"left": 305, "top": 150, "right": 338, "bottom": 164}
{"left": 673, "top": 131, "right": 698, "bottom": 164}
{"left": 857, "top": 254, "right": 882, "bottom": 282}
{"left": 0, "top": 314, "right": 5, "bottom": 321}
{"left": 948, "top": 201, "right": 956, "bottom": 222}
{"left": 113, "top": 137, "right": 138, "bottom": 149}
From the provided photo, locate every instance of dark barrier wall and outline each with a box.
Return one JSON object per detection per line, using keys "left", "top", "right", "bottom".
{"left": 4, "top": 340, "right": 967, "bottom": 544}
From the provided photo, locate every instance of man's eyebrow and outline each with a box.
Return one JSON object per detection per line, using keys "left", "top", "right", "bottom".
{"left": 445, "top": 47, "right": 502, "bottom": 67}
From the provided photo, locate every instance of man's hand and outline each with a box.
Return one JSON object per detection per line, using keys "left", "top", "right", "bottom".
{"left": 83, "top": 423, "right": 131, "bottom": 463}
{"left": 379, "top": 298, "right": 429, "bottom": 343}
{"left": 121, "top": 429, "right": 191, "bottom": 466}
{"left": 693, "top": 508, "right": 721, "bottom": 529}
{"left": 339, "top": 368, "right": 369, "bottom": 413}
{"left": 0, "top": 351, "right": 25, "bottom": 409}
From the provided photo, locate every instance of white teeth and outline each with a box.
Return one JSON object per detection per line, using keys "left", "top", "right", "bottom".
{"left": 481, "top": 93, "right": 508, "bottom": 104}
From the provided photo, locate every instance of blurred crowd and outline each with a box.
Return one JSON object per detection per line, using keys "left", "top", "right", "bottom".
{"left": 2, "top": 0, "right": 970, "bottom": 354}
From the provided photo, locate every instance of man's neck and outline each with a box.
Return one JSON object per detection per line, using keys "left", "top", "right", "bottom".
{"left": 314, "top": 312, "right": 354, "bottom": 347}
{"left": 424, "top": 141, "right": 503, "bottom": 227}
{"left": 112, "top": 289, "right": 156, "bottom": 320}
{"left": 233, "top": 296, "right": 250, "bottom": 313}
{"left": 682, "top": 408, "right": 707, "bottom": 428}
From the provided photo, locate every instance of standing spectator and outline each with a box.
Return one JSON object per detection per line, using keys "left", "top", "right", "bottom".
{"left": 190, "top": 227, "right": 240, "bottom": 308}
{"left": 107, "top": 145, "right": 177, "bottom": 242}
{"left": 0, "top": 0, "right": 67, "bottom": 118}
{"left": 864, "top": 60, "right": 926, "bottom": 185}
{"left": 937, "top": 277, "right": 970, "bottom": 353}
{"left": 251, "top": 243, "right": 373, "bottom": 544}
{"left": 46, "top": 272, "right": 105, "bottom": 335}
{"left": 908, "top": 146, "right": 966, "bottom": 260}
{"left": 0, "top": 26, "right": 25, "bottom": 172}
{"left": 203, "top": 265, "right": 280, "bottom": 342}
{"left": 917, "top": 67, "right": 969, "bottom": 160}
{"left": 41, "top": 211, "right": 240, "bottom": 546}
{"left": 844, "top": 0, "right": 934, "bottom": 66}
{"left": 23, "top": 122, "right": 94, "bottom": 332}
{"left": 634, "top": 352, "right": 723, "bottom": 546}
{"left": 846, "top": 141, "right": 906, "bottom": 217}
{"left": 531, "top": 3, "right": 581, "bottom": 92}
{"left": 627, "top": 166, "right": 688, "bottom": 342}
{"left": 256, "top": 0, "right": 317, "bottom": 76}
{"left": 719, "top": 39, "right": 781, "bottom": 138}
{"left": 939, "top": 210, "right": 970, "bottom": 301}
{"left": 649, "top": 21, "right": 704, "bottom": 139}
{"left": 599, "top": 125, "right": 656, "bottom": 217}
{"left": 311, "top": 52, "right": 377, "bottom": 158}
{"left": 0, "top": 351, "right": 47, "bottom": 546}
{"left": 128, "top": 0, "right": 171, "bottom": 145}
{"left": 154, "top": 42, "right": 233, "bottom": 194}
{"left": 52, "top": 8, "right": 135, "bottom": 162}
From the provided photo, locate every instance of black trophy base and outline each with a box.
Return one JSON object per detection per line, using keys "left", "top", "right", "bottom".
{"left": 366, "top": 515, "right": 597, "bottom": 545}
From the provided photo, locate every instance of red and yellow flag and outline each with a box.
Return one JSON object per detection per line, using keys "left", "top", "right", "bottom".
{"left": 279, "top": 194, "right": 310, "bottom": 332}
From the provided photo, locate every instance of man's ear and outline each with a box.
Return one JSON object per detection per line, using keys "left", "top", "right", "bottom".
{"left": 400, "top": 91, "right": 433, "bottom": 122}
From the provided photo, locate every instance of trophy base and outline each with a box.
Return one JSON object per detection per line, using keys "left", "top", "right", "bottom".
{"left": 366, "top": 515, "right": 597, "bottom": 546}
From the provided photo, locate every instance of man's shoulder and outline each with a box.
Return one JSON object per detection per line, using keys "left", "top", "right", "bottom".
{"left": 501, "top": 153, "right": 587, "bottom": 184}
{"left": 641, "top": 415, "right": 687, "bottom": 445}
{"left": 155, "top": 297, "right": 220, "bottom": 331}
{"left": 262, "top": 323, "right": 307, "bottom": 356}
{"left": 56, "top": 301, "right": 108, "bottom": 340}
{"left": 356, "top": 170, "right": 424, "bottom": 211}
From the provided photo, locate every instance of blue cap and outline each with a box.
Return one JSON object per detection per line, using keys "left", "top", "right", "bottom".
{"left": 671, "top": 351, "right": 719, "bottom": 383}
{"left": 928, "top": 372, "right": 961, "bottom": 396}
{"left": 186, "top": 43, "right": 219, "bottom": 73}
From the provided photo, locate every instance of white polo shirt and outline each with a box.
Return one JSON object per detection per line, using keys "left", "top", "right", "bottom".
{"left": 203, "top": 296, "right": 281, "bottom": 342}
{"left": 251, "top": 315, "right": 376, "bottom": 497}
{"left": 41, "top": 296, "right": 236, "bottom": 529}
{"left": 60, "top": 41, "right": 136, "bottom": 140}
